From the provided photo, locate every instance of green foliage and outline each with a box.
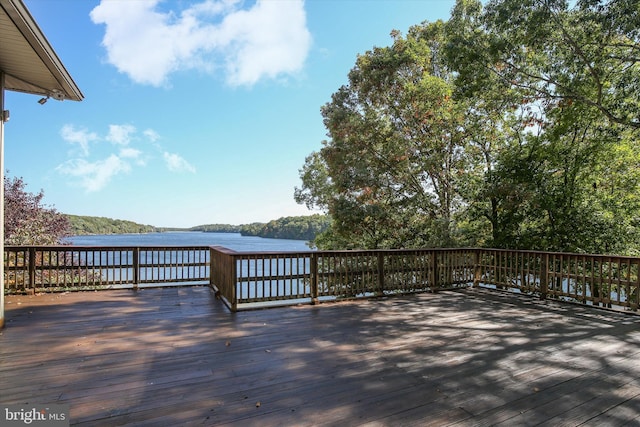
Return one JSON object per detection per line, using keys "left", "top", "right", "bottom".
{"left": 453, "top": 0, "right": 640, "bottom": 253}
{"left": 67, "top": 215, "right": 157, "bottom": 235}
{"left": 67, "top": 214, "right": 328, "bottom": 243}
{"left": 481, "top": 0, "right": 640, "bottom": 130}
{"left": 296, "top": 23, "right": 471, "bottom": 249}
{"left": 5, "top": 176, "right": 70, "bottom": 245}
{"left": 189, "top": 224, "right": 240, "bottom": 233}
{"left": 239, "top": 222, "right": 265, "bottom": 237}
{"left": 296, "top": 0, "right": 640, "bottom": 255}
{"left": 239, "top": 215, "right": 330, "bottom": 243}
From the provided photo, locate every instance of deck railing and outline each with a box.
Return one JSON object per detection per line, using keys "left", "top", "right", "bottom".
{"left": 4, "top": 245, "right": 639, "bottom": 313}
{"left": 5, "top": 245, "right": 210, "bottom": 292}
{"left": 477, "top": 249, "right": 640, "bottom": 310}
{"left": 207, "top": 248, "right": 478, "bottom": 311}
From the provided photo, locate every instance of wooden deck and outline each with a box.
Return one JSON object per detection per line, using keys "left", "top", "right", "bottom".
{"left": 2, "top": 287, "right": 640, "bottom": 426}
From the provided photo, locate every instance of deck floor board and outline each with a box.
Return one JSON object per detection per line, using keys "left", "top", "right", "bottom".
{"left": 2, "top": 286, "right": 640, "bottom": 426}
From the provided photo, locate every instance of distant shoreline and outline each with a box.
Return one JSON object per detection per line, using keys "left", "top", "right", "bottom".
{"left": 67, "top": 214, "right": 329, "bottom": 242}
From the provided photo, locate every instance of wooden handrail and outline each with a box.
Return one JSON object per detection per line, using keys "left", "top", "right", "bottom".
{"left": 5, "top": 245, "right": 211, "bottom": 293}
{"left": 4, "top": 245, "right": 639, "bottom": 314}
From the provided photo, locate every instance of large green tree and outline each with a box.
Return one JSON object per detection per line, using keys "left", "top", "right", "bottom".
{"left": 481, "top": 0, "right": 639, "bottom": 130}
{"left": 449, "top": 0, "right": 640, "bottom": 253}
{"left": 296, "top": 23, "right": 471, "bottom": 249}
{"left": 297, "top": 0, "right": 640, "bottom": 254}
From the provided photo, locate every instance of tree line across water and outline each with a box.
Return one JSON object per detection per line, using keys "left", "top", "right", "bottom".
{"left": 67, "top": 214, "right": 157, "bottom": 235}
{"left": 3, "top": 176, "right": 330, "bottom": 244}
{"left": 236, "top": 214, "right": 330, "bottom": 241}
{"left": 67, "top": 214, "right": 329, "bottom": 241}
{"left": 65, "top": 214, "right": 329, "bottom": 242}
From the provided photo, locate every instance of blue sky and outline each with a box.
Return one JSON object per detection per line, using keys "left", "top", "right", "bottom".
{"left": 5, "top": 0, "right": 457, "bottom": 228}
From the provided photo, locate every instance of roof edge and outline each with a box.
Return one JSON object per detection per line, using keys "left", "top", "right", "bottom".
{"left": 1, "top": 0, "right": 84, "bottom": 101}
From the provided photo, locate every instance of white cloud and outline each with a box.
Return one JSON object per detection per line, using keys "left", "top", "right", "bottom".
{"left": 143, "top": 128, "right": 161, "bottom": 142}
{"left": 106, "top": 124, "right": 136, "bottom": 145}
{"left": 56, "top": 155, "right": 131, "bottom": 192}
{"left": 119, "top": 147, "right": 141, "bottom": 158}
{"left": 218, "top": 0, "right": 311, "bottom": 86}
{"left": 57, "top": 124, "right": 195, "bottom": 190}
{"left": 57, "top": 124, "right": 151, "bottom": 191}
{"left": 163, "top": 152, "right": 196, "bottom": 173}
{"left": 60, "top": 124, "right": 99, "bottom": 156}
{"left": 120, "top": 147, "right": 147, "bottom": 167}
{"left": 90, "top": 0, "right": 311, "bottom": 87}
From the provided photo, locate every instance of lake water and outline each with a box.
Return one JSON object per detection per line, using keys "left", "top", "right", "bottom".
{"left": 65, "top": 232, "right": 315, "bottom": 302}
{"left": 67, "top": 231, "right": 314, "bottom": 252}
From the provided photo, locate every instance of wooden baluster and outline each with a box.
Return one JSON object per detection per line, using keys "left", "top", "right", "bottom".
{"left": 540, "top": 253, "right": 549, "bottom": 300}
{"left": 473, "top": 249, "right": 482, "bottom": 288}
{"left": 377, "top": 251, "right": 384, "bottom": 297}
{"left": 133, "top": 247, "right": 139, "bottom": 290}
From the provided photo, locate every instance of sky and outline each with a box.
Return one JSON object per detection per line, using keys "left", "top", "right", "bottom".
{"left": 5, "top": 0, "right": 458, "bottom": 228}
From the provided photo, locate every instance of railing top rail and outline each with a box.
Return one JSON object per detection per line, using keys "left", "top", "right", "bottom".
{"left": 6, "top": 245, "right": 640, "bottom": 262}
{"left": 478, "top": 248, "right": 640, "bottom": 261}
{"left": 226, "top": 250, "right": 317, "bottom": 256}
{"left": 209, "top": 245, "right": 239, "bottom": 255}
{"left": 209, "top": 246, "right": 640, "bottom": 263}
{"left": 220, "top": 247, "right": 478, "bottom": 256}
{"left": 6, "top": 245, "right": 212, "bottom": 250}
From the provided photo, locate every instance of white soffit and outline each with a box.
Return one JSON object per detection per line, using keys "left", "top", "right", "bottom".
{"left": 0, "top": 0, "right": 83, "bottom": 101}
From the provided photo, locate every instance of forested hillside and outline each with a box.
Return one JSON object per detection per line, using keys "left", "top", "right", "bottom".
{"left": 66, "top": 214, "right": 329, "bottom": 241}
{"left": 67, "top": 215, "right": 158, "bottom": 235}
{"left": 189, "top": 224, "right": 240, "bottom": 233}
{"left": 240, "top": 215, "right": 330, "bottom": 241}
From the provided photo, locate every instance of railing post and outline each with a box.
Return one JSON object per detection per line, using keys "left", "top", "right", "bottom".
{"left": 209, "top": 247, "right": 214, "bottom": 289}
{"left": 28, "top": 247, "right": 36, "bottom": 294}
{"left": 133, "top": 247, "right": 139, "bottom": 291}
{"left": 310, "top": 252, "right": 319, "bottom": 305}
{"left": 540, "top": 253, "right": 549, "bottom": 300}
{"left": 231, "top": 255, "right": 238, "bottom": 312}
{"left": 377, "top": 252, "right": 385, "bottom": 296}
{"left": 473, "top": 249, "right": 482, "bottom": 288}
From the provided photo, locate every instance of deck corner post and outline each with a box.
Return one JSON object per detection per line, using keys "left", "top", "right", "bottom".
{"left": 208, "top": 248, "right": 223, "bottom": 301}
{"left": 473, "top": 249, "right": 482, "bottom": 288}
{"left": 540, "top": 253, "right": 549, "bottom": 300}
{"left": 377, "top": 251, "right": 385, "bottom": 297}
{"left": 310, "top": 252, "right": 319, "bottom": 305}
{"left": 208, "top": 247, "right": 214, "bottom": 289}
{"left": 132, "top": 247, "right": 139, "bottom": 291}
{"left": 231, "top": 256, "right": 238, "bottom": 312}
